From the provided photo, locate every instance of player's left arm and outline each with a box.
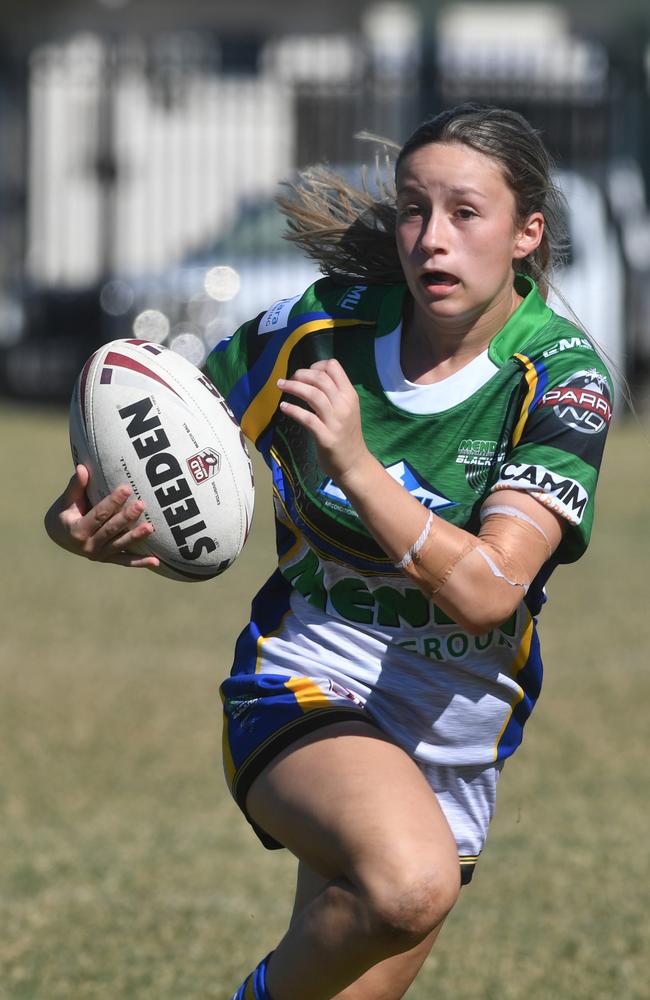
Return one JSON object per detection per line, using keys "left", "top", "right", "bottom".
{"left": 279, "top": 356, "right": 610, "bottom": 634}
{"left": 406, "top": 352, "right": 612, "bottom": 630}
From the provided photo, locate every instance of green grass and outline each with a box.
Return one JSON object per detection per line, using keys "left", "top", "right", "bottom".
{"left": 1, "top": 403, "right": 649, "bottom": 999}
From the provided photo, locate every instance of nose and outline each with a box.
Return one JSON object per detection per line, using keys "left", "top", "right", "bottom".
{"left": 419, "top": 211, "right": 450, "bottom": 256}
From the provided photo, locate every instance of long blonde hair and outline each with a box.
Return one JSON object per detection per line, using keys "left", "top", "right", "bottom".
{"left": 277, "top": 103, "right": 570, "bottom": 296}
{"left": 276, "top": 158, "right": 402, "bottom": 284}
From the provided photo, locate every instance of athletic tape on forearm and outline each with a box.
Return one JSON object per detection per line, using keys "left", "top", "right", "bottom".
{"left": 399, "top": 510, "right": 552, "bottom": 597}
{"left": 395, "top": 511, "right": 434, "bottom": 569}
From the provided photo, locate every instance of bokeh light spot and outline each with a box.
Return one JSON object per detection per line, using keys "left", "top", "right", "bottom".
{"left": 132, "top": 309, "right": 170, "bottom": 342}
{"left": 204, "top": 265, "right": 240, "bottom": 302}
{"left": 169, "top": 331, "right": 206, "bottom": 367}
{"left": 100, "top": 280, "right": 135, "bottom": 316}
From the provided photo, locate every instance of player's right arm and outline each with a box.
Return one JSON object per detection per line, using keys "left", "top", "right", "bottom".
{"left": 44, "top": 464, "right": 160, "bottom": 569}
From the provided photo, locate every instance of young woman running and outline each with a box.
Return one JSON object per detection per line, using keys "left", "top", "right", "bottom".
{"left": 45, "top": 104, "right": 613, "bottom": 1000}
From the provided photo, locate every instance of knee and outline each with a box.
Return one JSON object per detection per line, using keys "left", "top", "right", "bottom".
{"left": 364, "top": 861, "right": 461, "bottom": 950}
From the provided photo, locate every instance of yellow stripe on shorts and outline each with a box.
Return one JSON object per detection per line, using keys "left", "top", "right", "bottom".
{"left": 285, "top": 676, "right": 334, "bottom": 712}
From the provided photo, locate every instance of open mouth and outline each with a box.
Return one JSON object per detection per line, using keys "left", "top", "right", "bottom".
{"left": 421, "top": 270, "right": 460, "bottom": 289}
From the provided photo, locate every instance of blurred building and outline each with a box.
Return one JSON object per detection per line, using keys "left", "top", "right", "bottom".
{"left": 0, "top": 0, "right": 649, "bottom": 399}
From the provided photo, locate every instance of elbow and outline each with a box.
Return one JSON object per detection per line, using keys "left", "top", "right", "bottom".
{"left": 454, "top": 612, "right": 509, "bottom": 637}
{"left": 436, "top": 591, "right": 523, "bottom": 637}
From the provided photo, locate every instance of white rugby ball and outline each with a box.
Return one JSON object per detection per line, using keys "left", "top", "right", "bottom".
{"left": 69, "top": 339, "right": 254, "bottom": 581}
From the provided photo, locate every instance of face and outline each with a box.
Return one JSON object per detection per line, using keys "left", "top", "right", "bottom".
{"left": 395, "top": 141, "right": 543, "bottom": 338}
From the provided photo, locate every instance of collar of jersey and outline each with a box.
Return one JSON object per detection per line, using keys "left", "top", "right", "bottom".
{"left": 375, "top": 326, "right": 499, "bottom": 414}
{"left": 375, "top": 274, "right": 552, "bottom": 364}
{"left": 488, "top": 275, "right": 553, "bottom": 364}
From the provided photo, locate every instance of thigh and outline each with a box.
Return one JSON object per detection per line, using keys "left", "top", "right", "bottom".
{"left": 246, "top": 720, "right": 459, "bottom": 889}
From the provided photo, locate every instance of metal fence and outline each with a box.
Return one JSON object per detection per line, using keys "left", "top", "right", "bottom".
{"left": 1, "top": 16, "right": 649, "bottom": 400}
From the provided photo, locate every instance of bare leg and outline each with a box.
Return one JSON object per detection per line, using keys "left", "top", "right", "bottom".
{"left": 289, "top": 862, "right": 445, "bottom": 1000}
{"left": 245, "top": 721, "right": 460, "bottom": 1000}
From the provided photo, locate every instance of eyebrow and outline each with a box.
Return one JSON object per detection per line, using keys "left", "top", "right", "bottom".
{"left": 396, "top": 182, "right": 489, "bottom": 200}
{"left": 447, "top": 184, "right": 489, "bottom": 200}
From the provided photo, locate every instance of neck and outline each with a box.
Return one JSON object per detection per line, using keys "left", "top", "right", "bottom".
{"left": 401, "top": 285, "right": 522, "bottom": 384}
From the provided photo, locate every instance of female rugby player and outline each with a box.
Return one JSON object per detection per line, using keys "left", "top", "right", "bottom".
{"left": 46, "top": 105, "right": 612, "bottom": 1000}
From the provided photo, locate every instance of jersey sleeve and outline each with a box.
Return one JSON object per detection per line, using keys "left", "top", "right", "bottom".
{"left": 202, "top": 291, "right": 307, "bottom": 448}
{"left": 491, "top": 347, "right": 613, "bottom": 563}
{"left": 203, "top": 316, "right": 259, "bottom": 421}
{"left": 203, "top": 279, "right": 388, "bottom": 453}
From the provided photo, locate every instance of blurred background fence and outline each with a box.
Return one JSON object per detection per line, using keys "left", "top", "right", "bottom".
{"left": 2, "top": 0, "right": 650, "bottom": 403}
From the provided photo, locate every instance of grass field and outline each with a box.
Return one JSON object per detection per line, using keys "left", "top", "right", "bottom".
{"left": 1, "top": 402, "right": 649, "bottom": 999}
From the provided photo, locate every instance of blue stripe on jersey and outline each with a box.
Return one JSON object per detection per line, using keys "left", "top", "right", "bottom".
{"left": 230, "top": 570, "right": 293, "bottom": 676}
{"left": 272, "top": 453, "right": 287, "bottom": 504}
{"left": 212, "top": 335, "right": 233, "bottom": 354}
{"left": 274, "top": 515, "right": 300, "bottom": 562}
{"left": 496, "top": 624, "right": 543, "bottom": 760}
{"left": 225, "top": 310, "right": 345, "bottom": 424}
{"left": 526, "top": 355, "right": 549, "bottom": 411}
{"left": 512, "top": 352, "right": 551, "bottom": 448}
{"left": 255, "top": 425, "right": 274, "bottom": 465}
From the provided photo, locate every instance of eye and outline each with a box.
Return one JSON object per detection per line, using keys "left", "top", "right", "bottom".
{"left": 397, "top": 203, "right": 423, "bottom": 220}
{"left": 455, "top": 207, "right": 478, "bottom": 221}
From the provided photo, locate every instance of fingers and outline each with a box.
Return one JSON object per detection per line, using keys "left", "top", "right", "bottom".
{"left": 280, "top": 361, "right": 343, "bottom": 394}
{"left": 105, "top": 551, "right": 161, "bottom": 570}
{"left": 277, "top": 361, "right": 352, "bottom": 417}
{"left": 309, "top": 357, "right": 349, "bottom": 390}
{"left": 277, "top": 361, "right": 367, "bottom": 485}
{"left": 75, "top": 464, "right": 90, "bottom": 490}
{"left": 277, "top": 398, "right": 321, "bottom": 433}
{"left": 277, "top": 374, "right": 332, "bottom": 420}
{"left": 74, "top": 492, "right": 152, "bottom": 557}
{"left": 59, "top": 464, "right": 91, "bottom": 514}
{"left": 48, "top": 467, "right": 161, "bottom": 570}
{"left": 78, "top": 499, "right": 161, "bottom": 569}
{"left": 84, "top": 485, "right": 137, "bottom": 533}
{"left": 59, "top": 483, "right": 158, "bottom": 568}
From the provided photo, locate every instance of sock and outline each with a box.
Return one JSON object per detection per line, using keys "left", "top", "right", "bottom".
{"left": 229, "top": 952, "right": 275, "bottom": 1000}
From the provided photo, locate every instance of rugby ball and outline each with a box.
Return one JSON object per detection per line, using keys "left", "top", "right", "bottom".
{"left": 69, "top": 339, "right": 254, "bottom": 581}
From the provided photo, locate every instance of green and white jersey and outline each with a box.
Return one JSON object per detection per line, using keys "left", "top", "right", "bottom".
{"left": 207, "top": 274, "right": 612, "bottom": 769}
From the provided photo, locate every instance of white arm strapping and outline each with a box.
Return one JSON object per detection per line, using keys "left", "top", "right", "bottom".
{"left": 475, "top": 546, "right": 529, "bottom": 593}
{"left": 395, "top": 510, "right": 434, "bottom": 570}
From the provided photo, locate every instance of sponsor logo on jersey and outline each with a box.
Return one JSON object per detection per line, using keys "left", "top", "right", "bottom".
{"left": 284, "top": 546, "right": 519, "bottom": 646}
{"left": 456, "top": 438, "right": 506, "bottom": 492}
{"left": 337, "top": 285, "right": 367, "bottom": 311}
{"left": 318, "top": 460, "right": 457, "bottom": 512}
{"left": 498, "top": 462, "right": 588, "bottom": 523}
{"left": 258, "top": 294, "right": 302, "bottom": 335}
{"left": 538, "top": 369, "right": 612, "bottom": 435}
{"left": 318, "top": 478, "right": 354, "bottom": 506}
{"left": 187, "top": 447, "right": 221, "bottom": 484}
{"left": 541, "top": 336, "right": 592, "bottom": 359}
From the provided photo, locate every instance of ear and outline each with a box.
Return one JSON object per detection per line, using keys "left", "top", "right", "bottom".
{"left": 513, "top": 212, "right": 544, "bottom": 260}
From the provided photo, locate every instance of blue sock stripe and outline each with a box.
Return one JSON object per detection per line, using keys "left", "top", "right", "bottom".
{"left": 230, "top": 953, "right": 274, "bottom": 1000}
{"left": 254, "top": 953, "right": 271, "bottom": 999}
